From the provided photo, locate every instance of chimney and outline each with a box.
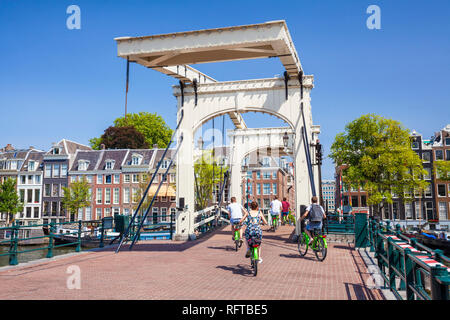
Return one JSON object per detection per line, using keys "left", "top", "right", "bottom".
{"left": 5, "top": 144, "right": 14, "bottom": 151}
{"left": 29, "top": 146, "right": 35, "bottom": 150}
{"left": 100, "top": 144, "right": 106, "bottom": 150}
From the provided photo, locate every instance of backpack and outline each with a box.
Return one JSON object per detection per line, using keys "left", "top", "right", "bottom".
{"left": 308, "top": 204, "right": 323, "bottom": 222}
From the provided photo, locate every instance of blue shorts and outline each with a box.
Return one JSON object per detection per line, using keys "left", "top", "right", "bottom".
{"left": 230, "top": 218, "right": 241, "bottom": 225}
{"left": 306, "top": 221, "right": 322, "bottom": 231}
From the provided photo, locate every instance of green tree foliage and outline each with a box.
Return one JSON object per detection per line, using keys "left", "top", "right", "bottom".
{"left": 194, "top": 150, "right": 229, "bottom": 211}
{"left": 90, "top": 112, "right": 173, "bottom": 150}
{"left": 98, "top": 126, "right": 148, "bottom": 149}
{"left": 330, "top": 114, "right": 428, "bottom": 216}
{"left": 434, "top": 160, "right": 450, "bottom": 181}
{"left": 62, "top": 178, "right": 91, "bottom": 221}
{"left": 0, "top": 178, "right": 23, "bottom": 226}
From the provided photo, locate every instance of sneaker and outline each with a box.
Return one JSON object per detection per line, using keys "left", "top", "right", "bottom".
{"left": 245, "top": 250, "right": 251, "bottom": 258}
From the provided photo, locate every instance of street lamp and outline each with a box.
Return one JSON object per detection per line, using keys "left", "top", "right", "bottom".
{"left": 283, "top": 132, "right": 289, "bottom": 148}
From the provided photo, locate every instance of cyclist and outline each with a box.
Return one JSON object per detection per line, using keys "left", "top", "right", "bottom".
{"left": 226, "top": 196, "right": 245, "bottom": 243}
{"left": 281, "top": 197, "right": 290, "bottom": 225}
{"left": 270, "top": 195, "right": 282, "bottom": 228}
{"left": 300, "top": 196, "right": 326, "bottom": 241}
{"left": 240, "top": 200, "right": 268, "bottom": 263}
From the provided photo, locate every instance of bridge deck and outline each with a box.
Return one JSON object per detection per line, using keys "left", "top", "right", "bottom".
{"left": 0, "top": 225, "right": 385, "bottom": 300}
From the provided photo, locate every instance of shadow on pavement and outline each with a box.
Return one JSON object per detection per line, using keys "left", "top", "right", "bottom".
{"left": 279, "top": 253, "right": 318, "bottom": 261}
{"left": 216, "top": 264, "right": 254, "bottom": 277}
{"left": 207, "top": 245, "right": 236, "bottom": 251}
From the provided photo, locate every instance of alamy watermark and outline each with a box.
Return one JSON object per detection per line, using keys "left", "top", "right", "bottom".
{"left": 366, "top": 5, "right": 381, "bottom": 30}
{"left": 66, "top": 5, "right": 81, "bottom": 30}
{"left": 66, "top": 265, "right": 81, "bottom": 289}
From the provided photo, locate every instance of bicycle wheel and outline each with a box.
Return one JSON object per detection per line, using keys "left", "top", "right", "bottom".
{"left": 297, "top": 233, "right": 308, "bottom": 256}
{"left": 235, "top": 240, "right": 239, "bottom": 251}
{"left": 314, "top": 237, "right": 327, "bottom": 261}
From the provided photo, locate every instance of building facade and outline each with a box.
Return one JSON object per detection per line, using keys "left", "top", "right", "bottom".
{"left": 321, "top": 180, "right": 336, "bottom": 212}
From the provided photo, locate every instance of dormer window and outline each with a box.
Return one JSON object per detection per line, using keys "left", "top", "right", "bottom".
{"left": 131, "top": 154, "right": 143, "bottom": 165}
{"left": 52, "top": 147, "right": 61, "bottom": 155}
{"left": 78, "top": 160, "right": 89, "bottom": 171}
{"left": 28, "top": 161, "right": 36, "bottom": 171}
{"left": 161, "top": 159, "right": 169, "bottom": 169}
{"left": 105, "top": 160, "right": 115, "bottom": 170}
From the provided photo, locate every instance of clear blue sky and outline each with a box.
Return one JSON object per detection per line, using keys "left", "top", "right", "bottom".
{"left": 1, "top": 0, "right": 449, "bottom": 180}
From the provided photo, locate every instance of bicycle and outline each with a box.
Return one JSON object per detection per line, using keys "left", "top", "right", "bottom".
{"left": 232, "top": 223, "right": 243, "bottom": 251}
{"left": 297, "top": 220, "right": 328, "bottom": 261}
{"left": 248, "top": 236, "right": 261, "bottom": 276}
{"left": 271, "top": 214, "right": 279, "bottom": 232}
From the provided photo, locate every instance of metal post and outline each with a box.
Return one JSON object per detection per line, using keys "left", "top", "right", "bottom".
{"left": 47, "top": 222, "right": 54, "bottom": 259}
{"left": 387, "top": 238, "right": 396, "bottom": 292}
{"left": 76, "top": 220, "right": 82, "bottom": 252}
{"left": 9, "top": 221, "right": 18, "bottom": 266}
{"left": 170, "top": 212, "right": 174, "bottom": 240}
{"left": 99, "top": 218, "right": 104, "bottom": 248}
{"left": 403, "top": 248, "right": 414, "bottom": 300}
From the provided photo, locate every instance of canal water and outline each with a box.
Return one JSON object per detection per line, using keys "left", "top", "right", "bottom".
{"left": 0, "top": 245, "right": 78, "bottom": 267}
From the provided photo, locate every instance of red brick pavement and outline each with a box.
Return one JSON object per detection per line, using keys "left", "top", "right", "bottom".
{"left": 0, "top": 225, "right": 385, "bottom": 300}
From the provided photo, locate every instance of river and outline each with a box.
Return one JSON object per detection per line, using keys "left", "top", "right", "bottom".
{"left": 0, "top": 245, "right": 79, "bottom": 267}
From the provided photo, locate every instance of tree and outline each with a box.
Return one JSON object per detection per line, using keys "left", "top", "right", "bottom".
{"left": 434, "top": 160, "right": 450, "bottom": 181}
{"left": 89, "top": 112, "right": 173, "bottom": 150}
{"left": 97, "top": 126, "right": 149, "bottom": 149}
{"left": 330, "top": 114, "right": 428, "bottom": 218}
{"left": 194, "top": 150, "right": 229, "bottom": 211}
{"left": 62, "top": 178, "right": 91, "bottom": 221}
{"left": 0, "top": 178, "right": 23, "bottom": 226}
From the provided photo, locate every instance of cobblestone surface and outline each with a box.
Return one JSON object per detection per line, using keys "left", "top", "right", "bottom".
{"left": 0, "top": 225, "right": 385, "bottom": 300}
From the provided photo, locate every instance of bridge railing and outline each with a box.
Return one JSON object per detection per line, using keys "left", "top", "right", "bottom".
{"left": 324, "top": 213, "right": 355, "bottom": 234}
{"left": 192, "top": 206, "right": 229, "bottom": 237}
{"left": 127, "top": 214, "right": 175, "bottom": 241}
{"left": 0, "top": 219, "right": 117, "bottom": 266}
{"left": 367, "top": 217, "right": 450, "bottom": 300}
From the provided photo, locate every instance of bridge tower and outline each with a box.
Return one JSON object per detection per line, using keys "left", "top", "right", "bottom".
{"left": 115, "top": 20, "right": 321, "bottom": 240}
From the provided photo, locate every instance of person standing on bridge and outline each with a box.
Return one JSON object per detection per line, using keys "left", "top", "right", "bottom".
{"left": 227, "top": 197, "right": 246, "bottom": 243}
{"left": 240, "top": 201, "right": 268, "bottom": 263}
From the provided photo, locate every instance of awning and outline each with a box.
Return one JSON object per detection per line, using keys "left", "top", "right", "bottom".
{"left": 148, "top": 185, "right": 176, "bottom": 197}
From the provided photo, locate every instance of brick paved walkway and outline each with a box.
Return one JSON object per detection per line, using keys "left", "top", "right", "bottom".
{"left": 0, "top": 225, "right": 385, "bottom": 300}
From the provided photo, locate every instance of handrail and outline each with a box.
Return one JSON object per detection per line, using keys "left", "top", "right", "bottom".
{"left": 367, "top": 217, "right": 450, "bottom": 300}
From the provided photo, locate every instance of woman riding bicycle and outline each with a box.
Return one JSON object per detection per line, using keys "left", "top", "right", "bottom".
{"left": 240, "top": 201, "right": 268, "bottom": 263}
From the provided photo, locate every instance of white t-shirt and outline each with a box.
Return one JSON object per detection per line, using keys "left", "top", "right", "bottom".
{"left": 227, "top": 203, "right": 244, "bottom": 220}
{"left": 270, "top": 199, "right": 283, "bottom": 214}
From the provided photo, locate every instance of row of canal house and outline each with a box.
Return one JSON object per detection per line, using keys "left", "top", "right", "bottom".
{"left": 335, "top": 124, "right": 450, "bottom": 231}
{"left": 0, "top": 140, "right": 178, "bottom": 227}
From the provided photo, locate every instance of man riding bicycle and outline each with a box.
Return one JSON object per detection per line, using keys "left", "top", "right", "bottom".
{"left": 226, "top": 196, "right": 246, "bottom": 243}
{"left": 270, "top": 195, "right": 282, "bottom": 228}
{"left": 300, "top": 196, "right": 326, "bottom": 241}
{"left": 281, "top": 197, "right": 290, "bottom": 225}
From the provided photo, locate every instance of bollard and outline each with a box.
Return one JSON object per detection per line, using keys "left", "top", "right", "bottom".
{"left": 170, "top": 213, "right": 174, "bottom": 240}
{"left": 47, "top": 222, "right": 54, "bottom": 258}
{"left": 99, "top": 218, "right": 104, "bottom": 248}
{"left": 9, "top": 222, "right": 18, "bottom": 266}
{"left": 430, "top": 266, "right": 450, "bottom": 300}
{"left": 76, "top": 220, "right": 82, "bottom": 252}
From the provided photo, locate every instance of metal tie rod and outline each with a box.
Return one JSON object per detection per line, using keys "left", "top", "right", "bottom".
{"left": 128, "top": 133, "right": 184, "bottom": 250}
{"left": 115, "top": 110, "right": 184, "bottom": 253}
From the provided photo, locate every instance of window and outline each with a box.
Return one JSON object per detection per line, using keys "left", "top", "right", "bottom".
{"left": 423, "top": 168, "right": 431, "bottom": 180}
{"left": 415, "top": 202, "right": 422, "bottom": 219}
{"left": 425, "top": 185, "right": 432, "bottom": 198}
{"left": 52, "top": 184, "right": 59, "bottom": 197}
{"left": 131, "top": 155, "right": 141, "bottom": 165}
{"left": 263, "top": 157, "right": 270, "bottom": 167}
{"left": 171, "top": 208, "right": 176, "bottom": 220}
{"left": 351, "top": 196, "right": 359, "bottom": 207}
{"left": 405, "top": 203, "right": 413, "bottom": 219}
{"left": 86, "top": 175, "right": 93, "bottom": 183}
{"left": 35, "top": 175, "right": 40, "bottom": 184}
{"left": 272, "top": 183, "right": 277, "bottom": 194}
{"left": 105, "top": 160, "right": 115, "bottom": 170}
{"left": 170, "top": 173, "right": 176, "bottom": 183}
{"left": 113, "top": 208, "right": 120, "bottom": 215}
{"left": 26, "top": 207, "right": 32, "bottom": 218}
{"left": 85, "top": 207, "right": 92, "bottom": 220}
{"left": 45, "top": 165, "right": 51, "bottom": 177}
{"left": 20, "top": 175, "right": 26, "bottom": 185}
{"left": 77, "top": 208, "right": 83, "bottom": 221}
{"left": 97, "top": 174, "right": 102, "bottom": 184}
{"left": 263, "top": 171, "right": 271, "bottom": 179}
{"left": 96, "top": 208, "right": 102, "bottom": 220}
{"left": 124, "top": 175, "right": 130, "bottom": 183}
{"left": 87, "top": 188, "right": 91, "bottom": 200}
{"left": 445, "top": 137, "right": 450, "bottom": 146}
{"left": 19, "top": 189, "right": 25, "bottom": 202}
{"left": 263, "top": 199, "right": 270, "bottom": 208}
{"left": 96, "top": 188, "right": 102, "bottom": 204}
{"left": 161, "top": 160, "right": 169, "bottom": 169}
{"left": 247, "top": 171, "right": 252, "bottom": 179}
{"left": 78, "top": 161, "right": 88, "bottom": 171}
{"left": 105, "top": 175, "right": 112, "bottom": 184}
{"left": 123, "top": 188, "right": 130, "bottom": 204}
{"left": 446, "top": 150, "right": 450, "bottom": 161}
{"left": 170, "top": 196, "right": 176, "bottom": 202}
{"left": 425, "top": 202, "right": 433, "bottom": 219}
{"left": 113, "top": 188, "right": 119, "bottom": 204}
{"left": 263, "top": 183, "right": 270, "bottom": 195}
{"left": 161, "top": 207, "right": 167, "bottom": 222}
{"left": 51, "top": 202, "right": 57, "bottom": 215}
{"left": 422, "top": 152, "right": 430, "bottom": 162}
{"left": 132, "top": 174, "right": 139, "bottom": 183}
{"left": 411, "top": 141, "right": 419, "bottom": 149}
{"left": 114, "top": 174, "right": 120, "bottom": 184}
{"left": 53, "top": 164, "right": 60, "bottom": 177}
{"left": 435, "top": 150, "right": 444, "bottom": 160}
{"left": 437, "top": 184, "right": 446, "bottom": 197}
{"left": 105, "top": 188, "right": 111, "bottom": 204}
{"left": 256, "top": 172, "right": 260, "bottom": 179}
{"left": 132, "top": 188, "right": 138, "bottom": 203}
{"left": 105, "top": 208, "right": 111, "bottom": 217}
{"left": 28, "top": 175, "right": 33, "bottom": 184}
{"left": 124, "top": 208, "right": 130, "bottom": 216}
{"left": 273, "top": 171, "right": 277, "bottom": 179}
{"left": 438, "top": 202, "right": 448, "bottom": 220}
{"left": 34, "top": 189, "right": 40, "bottom": 203}
{"left": 152, "top": 207, "right": 159, "bottom": 224}
{"left": 61, "top": 164, "right": 67, "bottom": 177}
{"left": 161, "top": 196, "right": 167, "bottom": 202}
